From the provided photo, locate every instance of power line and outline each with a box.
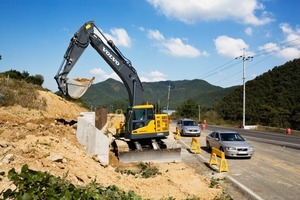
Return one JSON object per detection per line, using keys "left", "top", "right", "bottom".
{"left": 201, "top": 37, "right": 300, "bottom": 86}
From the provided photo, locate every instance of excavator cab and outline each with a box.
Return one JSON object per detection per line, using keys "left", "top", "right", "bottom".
{"left": 122, "top": 104, "right": 169, "bottom": 140}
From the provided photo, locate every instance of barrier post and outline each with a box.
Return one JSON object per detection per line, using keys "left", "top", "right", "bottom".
{"left": 190, "top": 138, "right": 201, "bottom": 154}
{"left": 209, "top": 147, "right": 228, "bottom": 173}
{"left": 174, "top": 129, "right": 181, "bottom": 140}
{"left": 209, "top": 153, "right": 218, "bottom": 165}
{"left": 219, "top": 157, "right": 229, "bottom": 173}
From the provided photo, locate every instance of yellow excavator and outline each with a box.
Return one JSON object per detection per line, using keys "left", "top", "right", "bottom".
{"left": 54, "top": 20, "right": 181, "bottom": 162}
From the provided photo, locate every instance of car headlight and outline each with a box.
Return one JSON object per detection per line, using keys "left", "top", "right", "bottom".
{"left": 249, "top": 147, "right": 254, "bottom": 151}
{"left": 226, "top": 147, "right": 236, "bottom": 151}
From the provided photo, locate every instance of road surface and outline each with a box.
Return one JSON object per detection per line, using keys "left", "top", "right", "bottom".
{"left": 171, "top": 124, "right": 300, "bottom": 200}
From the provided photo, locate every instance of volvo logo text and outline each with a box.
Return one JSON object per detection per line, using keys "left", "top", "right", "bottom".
{"left": 103, "top": 47, "right": 120, "bottom": 66}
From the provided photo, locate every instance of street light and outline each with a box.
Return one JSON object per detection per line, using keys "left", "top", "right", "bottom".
{"left": 236, "top": 49, "right": 253, "bottom": 128}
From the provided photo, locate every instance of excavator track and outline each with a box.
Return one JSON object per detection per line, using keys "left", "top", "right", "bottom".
{"left": 113, "top": 138, "right": 181, "bottom": 163}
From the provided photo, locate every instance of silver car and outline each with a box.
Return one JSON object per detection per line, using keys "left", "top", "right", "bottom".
{"left": 176, "top": 119, "right": 201, "bottom": 137}
{"left": 206, "top": 131, "right": 254, "bottom": 158}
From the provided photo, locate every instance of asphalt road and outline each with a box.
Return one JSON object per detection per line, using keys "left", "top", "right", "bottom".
{"left": 206, "top": 125, "right": 300, "bottom": 150}
{"left": 171, "top": 124, "right": 300, "bottom": 200}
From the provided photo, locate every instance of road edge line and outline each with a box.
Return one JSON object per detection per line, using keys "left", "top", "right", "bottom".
{"left": 179, "top": 139, "right": 264, "bottom": 200}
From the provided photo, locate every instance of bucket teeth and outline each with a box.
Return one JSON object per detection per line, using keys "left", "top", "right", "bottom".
{"left": 115, "top": 138, "right": 182, "bottom": 163}
{"left": 118, "top": 148, "right": 181, "bottom": 163}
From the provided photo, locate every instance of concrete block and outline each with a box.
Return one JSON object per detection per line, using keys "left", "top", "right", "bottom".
{"left": 76, "top": 112, "right": 109, "bottom": 165}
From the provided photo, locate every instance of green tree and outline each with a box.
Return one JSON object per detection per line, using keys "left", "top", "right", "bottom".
{"left": 176, "top": 98, "right": 198, "bottom": 118}
{"left": 214, "top": 58, "right": 300, "bottom": 130}
{"left": 1, "top": 70, "right": 44, "bottom": 86}
{"left": 290, "top": 106, "right": 300, "bottom": 130}
{"left": 27, "top": 74, "right": 44, "bottom": 86}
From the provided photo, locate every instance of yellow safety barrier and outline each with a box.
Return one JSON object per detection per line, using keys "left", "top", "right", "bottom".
{"left": 209, "top": 147, "right": 228, "bottom": 173}
{"left": 174, "top": 129, "right": 181, "bottom": 140}
{"left": 190, "top": 138, "right": 201, "bottom": 154}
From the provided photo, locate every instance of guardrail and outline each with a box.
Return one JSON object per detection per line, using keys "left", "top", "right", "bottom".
{"left": 209, "top": 147, "right": 228, "bottom": 173}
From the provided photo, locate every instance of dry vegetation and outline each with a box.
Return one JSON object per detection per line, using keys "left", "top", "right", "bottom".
{"left": 0, "top": 78, "right": 227, "bottom": 199}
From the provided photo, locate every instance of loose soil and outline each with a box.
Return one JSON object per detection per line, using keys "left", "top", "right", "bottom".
{"left": 0, "top": 90, "right": 223, "bottom": 199}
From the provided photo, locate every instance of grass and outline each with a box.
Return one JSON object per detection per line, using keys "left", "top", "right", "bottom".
{"left": 115, "top": 162, "right": 162, "bottom": 178}
{"left": 0, "top": 75, "right": 47, "bottom": 110}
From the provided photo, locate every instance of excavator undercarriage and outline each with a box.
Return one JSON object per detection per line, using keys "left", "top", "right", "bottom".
{"left": 113, "top": 137, "right": 181, "bottom": 163}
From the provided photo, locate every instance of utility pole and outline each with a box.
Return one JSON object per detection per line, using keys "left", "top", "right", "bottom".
{"left": 236, "top": 49, "right": 253, "bottom": 128}
{"left": 198, "top": 105, "right": 201, "bottom": 122}
{"left": 166, "top": 84, "right": 171, "bottom": 114}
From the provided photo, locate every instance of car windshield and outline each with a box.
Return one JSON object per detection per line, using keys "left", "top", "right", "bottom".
{"left": 220, "top": 133, "right": 245, "bottom": 141}
{"left": 183, "top": 120, "right": 197, "bottom": 126}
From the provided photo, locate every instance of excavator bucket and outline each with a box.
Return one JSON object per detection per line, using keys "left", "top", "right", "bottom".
{"left": 67, "top": 77, "right": 95, "bottom": 99}
{"left": 115, "top": 138, "right": 182, "bottom": 163}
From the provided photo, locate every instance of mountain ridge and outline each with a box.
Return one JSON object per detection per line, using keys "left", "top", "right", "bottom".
{"left": 81, "top": 78, "right": 237, "bottom": 109}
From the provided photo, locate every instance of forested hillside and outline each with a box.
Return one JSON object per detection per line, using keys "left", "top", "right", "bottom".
{"left": 215, "top": 58, "right": 300, "bottom": 130}
{"left": 81, "top": 79, "right": 236, "bottom": 110}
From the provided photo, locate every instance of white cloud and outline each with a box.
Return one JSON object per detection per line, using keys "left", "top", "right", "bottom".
{"left": 259, "top": 23, "right": 300, "bottom": 61}
{"left": 148, "top": 29, "right": 165, "bottom": 41}
{"left": 245, "top": 27, "right": 253, "bottom": 36}
{"left": 147, "top": 29, "right": 207, "bottom": 57}
{"left": 147, "top": 0, "right": 273, "bottom": 25}
{"left": 104, "top": 28, "right": 132, "bottom": 47}
{"left": 278, "top": 47, "right": 300, "bottom": 60}
{"left": 259, "top": 42, "right": 280, "bottom": 53}
{"left": 163, "top": 38, "right": 202, "bottom": 57}
{"left": 139, "top": 26, "right": 145, "bottom": 32}
{"left": 90, "top": 67, "right": 167, "bottom": 83}
{"left": 140, "top": 70, "right": 167, "bottom": 82}
{"left": 89, "top": 68, "right": 121, "bottom": 82}
{"left": 279, "top": 23, "right": 300, "bottom": 48}
{"left": 214, "top": 35, "right": 250, "bottom": 57}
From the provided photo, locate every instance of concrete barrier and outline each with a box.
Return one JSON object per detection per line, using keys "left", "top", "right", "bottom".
{"left": 76, "top": 112, "right": 109, "bottom": 165}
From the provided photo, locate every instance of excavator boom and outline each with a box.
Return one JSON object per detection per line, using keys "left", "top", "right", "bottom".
{"left": 54, "top": 20, "right": 181, "bottom": 163}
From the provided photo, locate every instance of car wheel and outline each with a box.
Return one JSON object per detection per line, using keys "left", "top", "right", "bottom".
{"left": 219, "top": 147, "right": 224, "bottom": 152}
{"left": 206, "top": 141, "right": 211, "bottom": 150}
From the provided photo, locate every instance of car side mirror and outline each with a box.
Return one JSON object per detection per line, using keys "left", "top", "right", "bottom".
{"left": 215, "top": 138, "right": 219, "bottom": 141}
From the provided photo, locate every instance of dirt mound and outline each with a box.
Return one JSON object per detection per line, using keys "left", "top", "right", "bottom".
{"left": 0, "top": 90, "right": 222, "bottom": 199}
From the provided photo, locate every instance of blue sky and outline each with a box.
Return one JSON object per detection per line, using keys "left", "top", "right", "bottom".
{"left": 1, "top": 0, "right": 300, "bottom": 92}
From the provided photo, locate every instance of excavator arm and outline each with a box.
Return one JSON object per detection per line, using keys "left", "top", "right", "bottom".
{"left": 54, "top": 21, "right": 143, "bottom": 107}
{"left": 55, "top": 21, "right": 181, "bottom": 163}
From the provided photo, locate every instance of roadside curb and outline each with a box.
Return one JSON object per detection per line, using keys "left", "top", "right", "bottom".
{"left": 225, "top": 175, "right": 264, "bottom": 200}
